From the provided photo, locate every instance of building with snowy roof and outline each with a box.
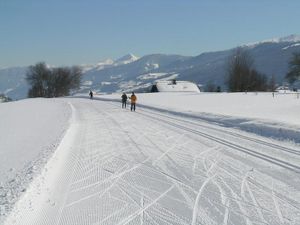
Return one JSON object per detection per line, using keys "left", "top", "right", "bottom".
{"left": 150, "top": 80, "right": 200, "bottom": 93}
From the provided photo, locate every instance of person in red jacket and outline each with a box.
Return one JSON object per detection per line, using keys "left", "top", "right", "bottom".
{"left": 129, "top": 92, "right": 137, "bottom": 111}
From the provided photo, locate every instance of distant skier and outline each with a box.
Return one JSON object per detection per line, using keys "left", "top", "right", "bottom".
{"left": 129, "top": 92, "right": 137, "bottom": 111}
{"left": 121, "top": 92, "right": 128, "bottom": 108}
{"left": 89, "top": 90, "right": 93, "bottom": 99}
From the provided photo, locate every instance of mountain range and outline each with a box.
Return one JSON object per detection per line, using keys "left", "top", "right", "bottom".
{"left": 1, "top": 34, "right": 300, "bottom": 99}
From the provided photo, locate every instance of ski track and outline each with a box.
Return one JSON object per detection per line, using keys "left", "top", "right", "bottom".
{"left": 4, "top": 98, "right": 300, "bottom": 225}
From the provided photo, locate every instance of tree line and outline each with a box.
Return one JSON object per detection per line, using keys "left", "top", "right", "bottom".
{"left": 208, "top": 48, "right": 300, "bottom": 92}
{"left": 26, "top": 62, "right": 82, "bottom": 98}
{"left": 286, "top": 52, "right": 300, "bottom": 84}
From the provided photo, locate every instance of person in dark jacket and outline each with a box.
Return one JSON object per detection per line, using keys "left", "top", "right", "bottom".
{"left": 129, "top": 92, "right": 137, "bottom": 111}
{"left": 121, "top": 93, "right": 128, "bottom": 108}
{"left": 89, "top": 90, "right": 93, "bottom": 99}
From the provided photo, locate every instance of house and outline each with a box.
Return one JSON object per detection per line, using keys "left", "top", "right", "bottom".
{"left": 275, "top": 85, "right": 292, "bottom": 93}
{"left": 150, "top": 79, "right": 200, "bottom": 93}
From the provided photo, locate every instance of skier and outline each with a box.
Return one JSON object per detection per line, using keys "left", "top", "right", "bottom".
{"left": 129, "top": 92, "right": 137, "bottom": 111}
{"left": 89, "top": 90, "right": 93, "bottom": 99}
{"left": 121, "top": 92, "right": 128, "bottom": 108}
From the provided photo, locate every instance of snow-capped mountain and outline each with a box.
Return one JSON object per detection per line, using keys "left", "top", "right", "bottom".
{"left": 176, "top": 37, "right": 300, "bottom": 88}
{"left": 1, "top": 35, "right": 300, "bottom": 99}
{"left": 80, "top": 54, "right": 188, "bottom": 93}
{"left": 80, "top": 54, "right": 139, "bottom": 73}
{"left": 245, "top": 34, "right": 300, "bottom": 47}
{"left": 114, "top": 53, "right": 139, "bottom": 65}
{"left": 80, "top": 59, "right": 114, "bottom": 73}
{"left": 80, "top": 35, "right": 300, "bottom": 93}
{"left": 274, "top": 34, "right": 300, "bottom": 43}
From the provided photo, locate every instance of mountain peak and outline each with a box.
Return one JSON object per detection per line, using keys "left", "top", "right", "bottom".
{"left": 245, "top": 34, "right": 300, "bottom": 47}
{"left": 277, "top": 34, "right": 300, "bottom": 43}
{"left": 96, "top": 58, "right": 114, "bottom": 66}
{"left": 115, "top": 54, "right": 139, "bottom": 65}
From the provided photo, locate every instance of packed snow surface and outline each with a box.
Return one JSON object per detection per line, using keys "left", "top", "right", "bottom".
{"left": 0, "top": 99, "right": 70, "bottom": 220}
{"left": 1, "top": 92, "right": 300, "bottom": 225}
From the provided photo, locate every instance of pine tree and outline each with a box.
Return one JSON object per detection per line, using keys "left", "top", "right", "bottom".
{"left": 286, "top": 52, "right": 300, "bottom": 84}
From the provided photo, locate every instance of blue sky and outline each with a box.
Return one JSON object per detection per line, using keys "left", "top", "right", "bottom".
{"left": 0, "top": 0, "right": 300, "bottom": 67}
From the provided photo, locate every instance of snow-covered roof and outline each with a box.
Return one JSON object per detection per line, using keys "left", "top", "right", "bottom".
{"left": 275, "top": 86, "right": 290, "bottom": 91}
{"left": 154, "top": 80, "right": 200, "bottom": 93}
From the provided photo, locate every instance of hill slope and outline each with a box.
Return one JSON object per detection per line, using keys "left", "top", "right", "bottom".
{"left": 1, "top": 35, "right": 300, "bottom": 99}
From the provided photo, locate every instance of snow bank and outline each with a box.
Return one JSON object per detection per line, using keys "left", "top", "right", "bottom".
{"left": 0, "top": 98, "right": 71, "bottom": 221}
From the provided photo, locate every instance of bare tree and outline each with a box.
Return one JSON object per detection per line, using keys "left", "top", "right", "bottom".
{"left": 268, "top": 74, "right": 276, "bottom": 92}
{"left": 226, "top": 48, "right": 268, "bottom": 92}
{"left": 70, "top": 66, "right": 82, "bottom": 90}
{"left": 227, "top": 48, "right": 253, "bottom": 92}
{"left": 26, "top": 62, "right": 50, "bottom": 97}
{"left": 26, "top": 62, "right": 82, "bottom": 98}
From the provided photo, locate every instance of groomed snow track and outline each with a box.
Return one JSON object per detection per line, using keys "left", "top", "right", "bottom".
{"left": 5, "top": 98, "right": 300, "bottom": 225}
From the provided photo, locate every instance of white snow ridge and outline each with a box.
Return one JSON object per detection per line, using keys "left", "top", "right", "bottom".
{"left": 245, "top": 34, "right": 300, "bottom": 47}
{"left": 115, "top": 53, "right": 139, "bottom": 65}
{"left": 2, "top": 92, "right": 300, "bottom": 225}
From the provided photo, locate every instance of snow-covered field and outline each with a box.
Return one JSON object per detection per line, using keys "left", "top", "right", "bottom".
{"left": 100, "top": 92, "right": 300, "bottom": 142}
{"left": 1, "top": 92, "right": 300, "bottom": 225}
{"left": 101, "top": 92, "right": 300, "bottom": 126}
